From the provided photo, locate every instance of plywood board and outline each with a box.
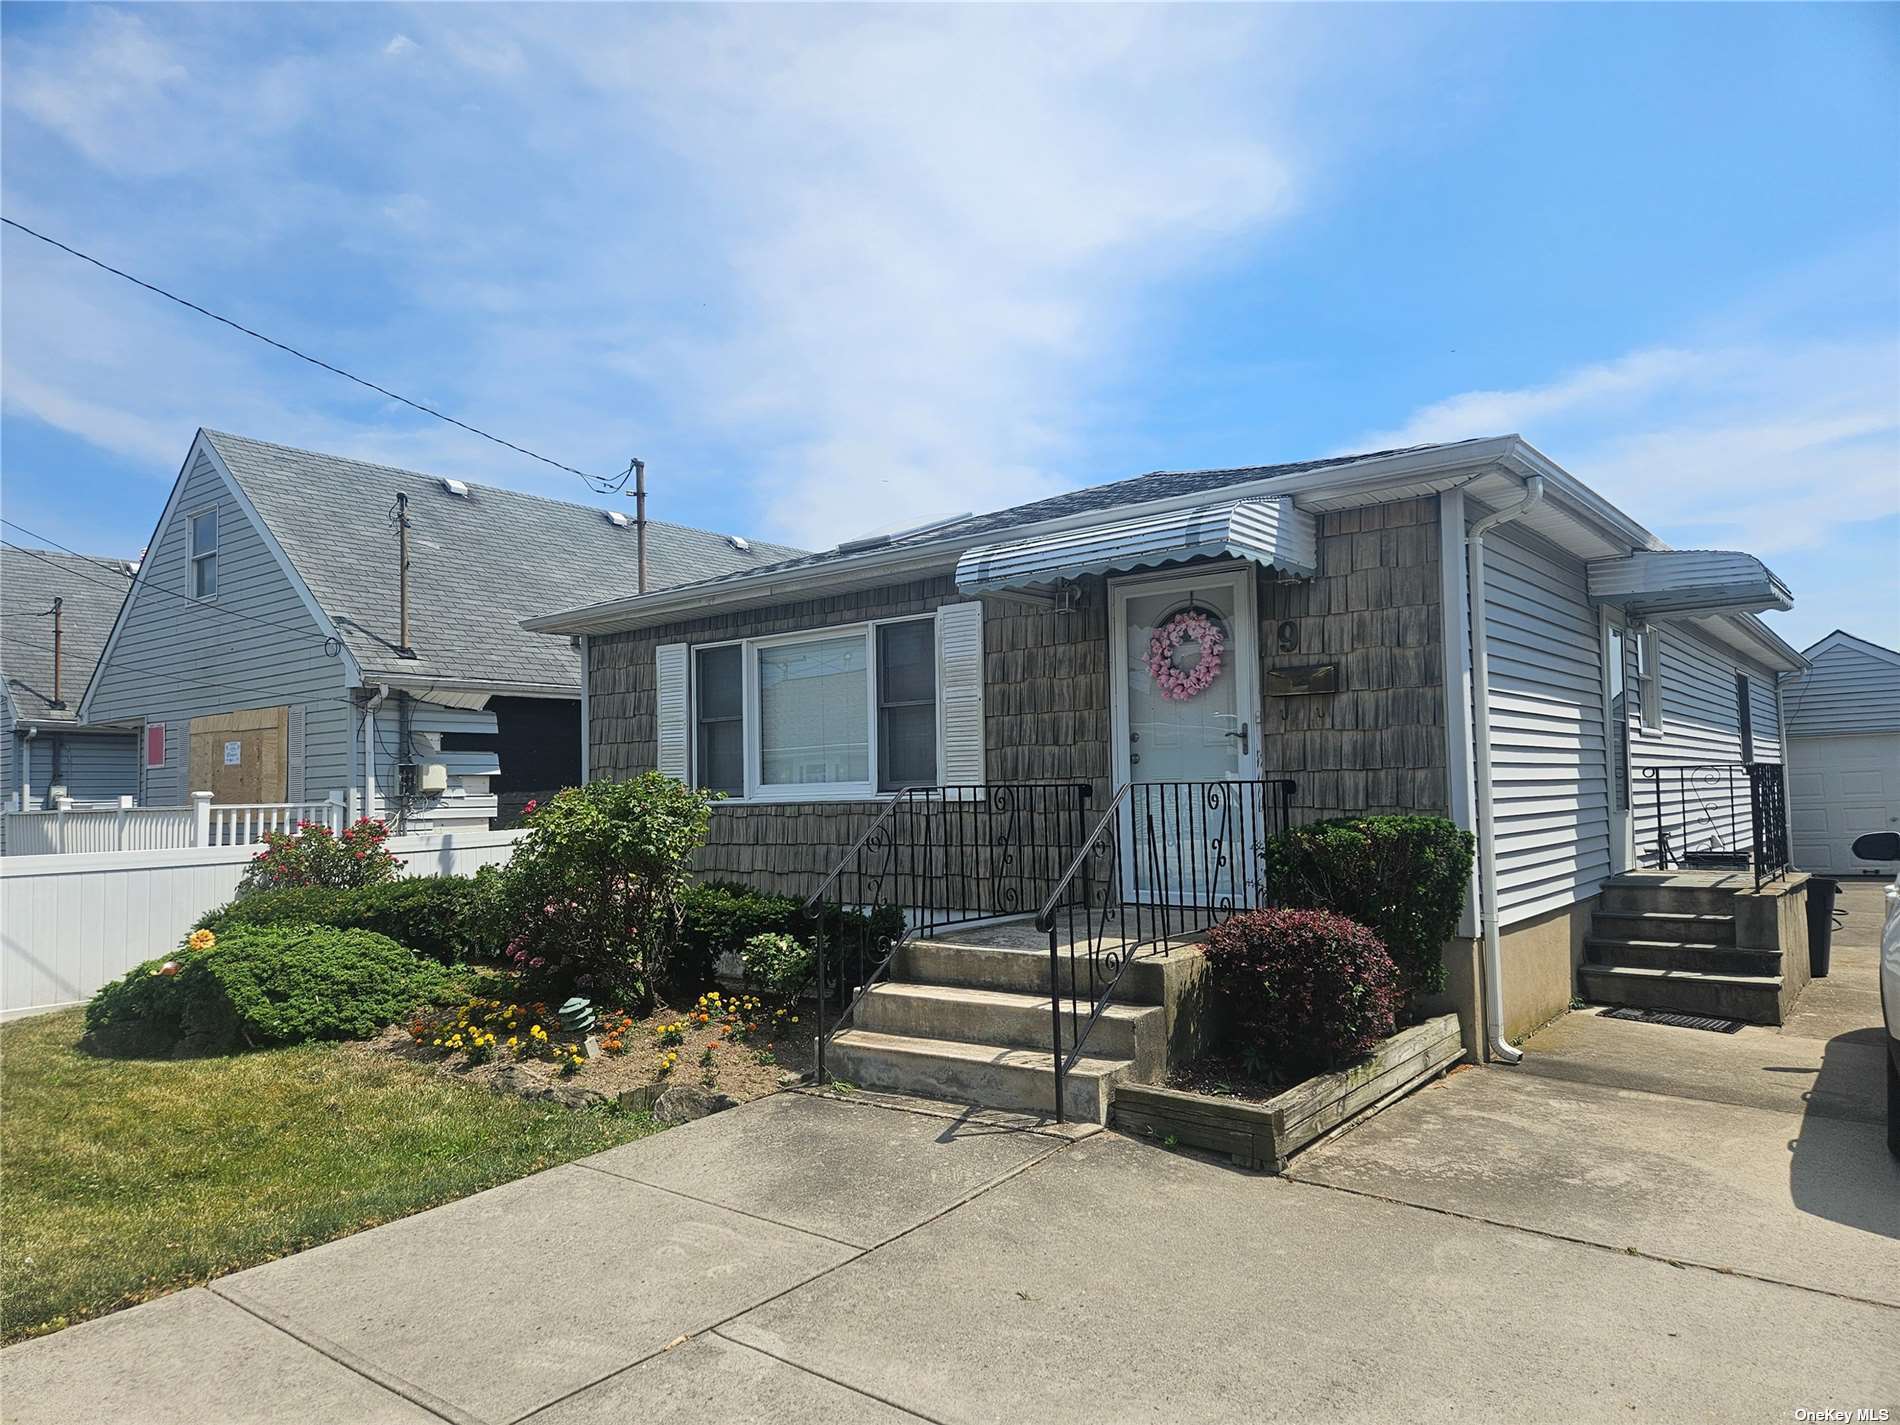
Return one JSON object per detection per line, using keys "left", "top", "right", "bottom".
{"left": 189, "top": 706, "right": 288, "bottom": 804}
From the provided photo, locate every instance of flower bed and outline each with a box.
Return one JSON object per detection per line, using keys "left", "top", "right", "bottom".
{"left": 1113, "top": 1014, "right": 1464, "bottom": 1172}
{"left": 384, "top": 988, "right": 814, "bottom": 1109}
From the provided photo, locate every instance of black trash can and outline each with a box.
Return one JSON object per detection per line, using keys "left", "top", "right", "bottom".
{"left": 1806, "top": 877, "right": 1841, "bottom": 979}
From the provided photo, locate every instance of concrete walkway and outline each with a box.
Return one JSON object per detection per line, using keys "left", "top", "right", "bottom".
{"left": 7, "top": 883, "right": 1897, "bottom": 1423}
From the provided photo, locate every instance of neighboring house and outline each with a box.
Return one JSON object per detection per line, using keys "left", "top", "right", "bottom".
{"left": 1, "top": 546, "right": 142, "bottom": 823}
{"left": 527, "top": 435, "right": 1807, "bottom": 1099}
{"left": 80, "top": 430, "right": 803, "bottom": 831}
{"left": 1781, "top": 630, "right": 1900, "bottom": 875}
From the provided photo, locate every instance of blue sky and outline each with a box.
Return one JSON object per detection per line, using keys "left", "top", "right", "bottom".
{"left": 2, "top": 2, "right": 1894, "bottom": 649}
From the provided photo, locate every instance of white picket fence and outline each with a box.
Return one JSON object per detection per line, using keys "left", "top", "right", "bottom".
{"left": 3, "top": 791, "right": 348, "bottom": 856}
{"left": 0, "top": 827, "right": 525, "bottom": 1020}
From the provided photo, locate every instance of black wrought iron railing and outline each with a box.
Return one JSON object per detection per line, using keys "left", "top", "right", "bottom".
{"left": 806, "top": 782, "right": 1094, "bottom": 1084}
{"left": 1036, "top": 778, "right": 1296, "bottom": 1122}
{"left": 1639, "top": 761, "right": 1791, "bottom": 890}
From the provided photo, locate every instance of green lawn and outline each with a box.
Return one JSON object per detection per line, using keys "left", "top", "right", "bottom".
{"left": 0, "top": 1008, "right": 661, "bottom": 1343}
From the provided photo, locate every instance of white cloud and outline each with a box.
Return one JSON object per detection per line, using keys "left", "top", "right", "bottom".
{"left": 2, "top": 5, "right": 1315, "bottom": 549}
{"left": 1351, "top": 337, "right": 1900, "bottom": 555}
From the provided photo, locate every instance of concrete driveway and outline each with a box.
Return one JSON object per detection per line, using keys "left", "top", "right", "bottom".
{"left": 7, "top": 883, "right": 1896, "bottom": 1423}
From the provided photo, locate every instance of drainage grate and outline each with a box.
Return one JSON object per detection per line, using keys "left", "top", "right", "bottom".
{"left": 1600, "top": 1007, "right": 1745, "bottom": 1034}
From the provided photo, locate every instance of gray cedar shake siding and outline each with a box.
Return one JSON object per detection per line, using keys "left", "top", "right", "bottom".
{"left": 588, "top": 574, "right": 1110, "bottom": 896}
{"left": 585, "top": 499, "right": 1448, "bottom": 897}
{"left": 1254, "top": 497, "right": 1446, "bottom": 824}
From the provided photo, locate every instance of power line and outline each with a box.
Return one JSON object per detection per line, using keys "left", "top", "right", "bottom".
{"left": 1, "top": 529, "right": 343, "bottom": 655}
{"left": 0, "top": 215, "right": 639, "bottom": 496}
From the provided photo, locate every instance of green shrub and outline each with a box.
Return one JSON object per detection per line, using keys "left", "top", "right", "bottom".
{"left": 1262, "top": 814, "right": 1473, "bottom": 999}
{"left": 740, "top": 932, "right": 813, "bottom": 999}
{"left": 196, "top": 872, "right": 502, "bottom": 963}
{"left": 236, "top": 819, "right": 402, "bottom": 896}
{"left": 498, "top": 773, "right": 713, "bottom": 1011}
{"left": 84, "top": 926, "right": 460, "bottom": 1058}
{"left": 675, "top": 880, "right": 905, "bottom": 992}
{"left": 1204, "top": 908, "right": 1402, "bottom": 1075}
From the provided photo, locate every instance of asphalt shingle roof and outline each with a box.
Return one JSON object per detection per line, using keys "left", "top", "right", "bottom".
{"left": 203, "top": 431, "right": 807, "bottom": 687}
{"left": 1, "top": 546, "right": 139, "bottom": 725}
{"left": 616, "top": 440, "right": 1486, "bottom": 598}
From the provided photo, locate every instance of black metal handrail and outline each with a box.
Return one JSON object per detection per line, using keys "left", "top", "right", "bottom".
{"left": 1036, "top": 777, "right": 1296, "bottom": 1121}
{"left": 806, "top": 782, "right": 1093, "bottom": 1084}
{"left": 1640, "top": 761, "right": 1790, "bottom": 890}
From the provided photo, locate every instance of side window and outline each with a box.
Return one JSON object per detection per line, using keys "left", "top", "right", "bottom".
{"left": 190, "top": 509, "right": 220, "bottom": 598}
{"left": 1735, "top": 673, "right": 1754, "bottom": 762}
{"left": 145, "top": 723, "right": 167, "bottom": 769}
{"left": 693, "top": 645, "right": 744, "bottom": 797}
{"left": 1630, "top": 627, "right": 1661, "bottom": 732}
{"left": 877, "top": 619, "right": 938, "bottom": 790}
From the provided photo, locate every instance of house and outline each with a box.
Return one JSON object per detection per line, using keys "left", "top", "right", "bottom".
{"left": 526, "top": 436, "right": 1810, "bottom": 1116}
{"left": 2, "top": 546, "right": 142, "bottom": 819}
{"left": 1781, "top": 630, "right": 1900, "bottom": 875}
{"left": 80, "top": 430, "right": 803, "bottom": 831}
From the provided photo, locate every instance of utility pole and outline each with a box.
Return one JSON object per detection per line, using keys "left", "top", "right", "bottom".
{"left": 47, "top": 597, "right": 65, "bottom": 709}
{"left": 395, "top": 493, "right": 416, "bottom": 659}
{"left": 634, "top": 458, "right": 648, "bottom": 594}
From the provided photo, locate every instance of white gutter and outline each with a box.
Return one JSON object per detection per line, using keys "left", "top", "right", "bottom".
{"left": 363, "top": 685, "right": 389, "bottom": 824}
{"left": 18, "top": 726, "right": 36, "bottom": 811}
{"left": 1466, "top": 473, "right": 1547, "bottom": 1065}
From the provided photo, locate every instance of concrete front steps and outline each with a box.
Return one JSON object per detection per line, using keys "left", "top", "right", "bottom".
{"left": 1578, "top": 872, "right": 1809, "bottom": 1025}
{"left": 823, "top": 919, "right": 1181, "bottom": 1125}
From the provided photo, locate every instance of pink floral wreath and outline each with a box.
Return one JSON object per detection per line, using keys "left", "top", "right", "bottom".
{"left": 1145, "top": 609, "right": 1226, "bottom": 702}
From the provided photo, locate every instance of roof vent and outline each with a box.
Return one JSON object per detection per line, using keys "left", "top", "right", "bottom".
{"left": 606, "top": 511, "right": 632, "bottom": 528}
{"left": 440, "top": 478, "right": 470, "bottom": 498}
{"left": 727, "top": 535, "right": 750, "bottom": 551}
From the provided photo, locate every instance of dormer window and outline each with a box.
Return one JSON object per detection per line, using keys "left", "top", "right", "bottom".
{"left": 190, "top": 509, "right": 220, "bottom": 598}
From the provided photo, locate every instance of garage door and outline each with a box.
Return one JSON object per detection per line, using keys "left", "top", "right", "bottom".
{"left": 1787, "top": 732, "right": 1900, "bottom": 874}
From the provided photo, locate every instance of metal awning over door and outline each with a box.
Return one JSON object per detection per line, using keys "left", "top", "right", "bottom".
{"left": 1586, "top": 549, "right": 1792, "bottom": 618}
{"left": 953, "top": 497, "right": 1319, "bottom": 597}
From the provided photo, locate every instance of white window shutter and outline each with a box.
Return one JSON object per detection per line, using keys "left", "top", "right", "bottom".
{"left": 936, "top": 602, "right": 986, "bottom": 788}
{"left": 655, "top": 642, "right": 691, "bottom": 782}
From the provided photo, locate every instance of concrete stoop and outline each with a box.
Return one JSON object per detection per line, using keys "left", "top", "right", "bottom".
{"left": 824, "top": 920, "right": 1195, "bottom": 1126}
{"left": 1579, "top": 872, "right": 1811, "bottom": 1025}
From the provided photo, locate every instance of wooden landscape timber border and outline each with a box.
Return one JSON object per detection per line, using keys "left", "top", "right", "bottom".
{"left": 1112, "top": 1013, "right": 1464, "bottom": 1172}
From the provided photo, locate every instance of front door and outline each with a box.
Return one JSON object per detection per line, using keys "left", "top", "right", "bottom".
{"left": 1111, "top": 566, "right": 1260, "bottom": 902}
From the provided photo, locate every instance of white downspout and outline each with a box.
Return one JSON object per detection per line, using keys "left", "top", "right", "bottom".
{"left": 577, "top": 634, "right": 591, "bottom": 785}
{"left": 1466, "top": 474, "right": 1546, "bottom": 1064}
{"left": 363, "top": 685, "right": 389, "bottom": 824}
{"left": 19, "top": 726, "right": 37, "bottom": 811}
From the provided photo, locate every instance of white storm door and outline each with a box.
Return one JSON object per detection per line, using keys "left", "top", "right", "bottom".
{"left": 1110, "top": 566, "right": 1260, "bottom": 906}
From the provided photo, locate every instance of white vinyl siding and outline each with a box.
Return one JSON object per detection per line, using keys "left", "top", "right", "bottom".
{"left": 1747, "top": 675, "right": 1781, "bottom": 764}
{"left": 83, "top": 446, "right": 353, "bottom": 805}
{"left": 1480, "top": 530, "right": 1611, "bottom": 926}
{"left": 1782, "top": 636, "right": 1900, "bottom": 737}
{"left": 1626, "top": 626, "right": 1784, "bottom": 866}
{"left": 1478, "top": 525, "right": 1790, "bottom": 925}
